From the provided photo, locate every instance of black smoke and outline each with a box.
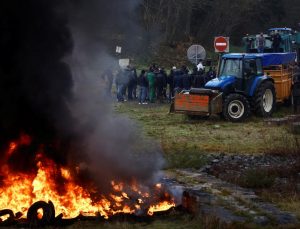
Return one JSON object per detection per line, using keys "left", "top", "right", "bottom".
{"left": 0, "top": 0, "right": 164, "bottom": 191}
{"left": 0, "top": 0, "right": 75, "bottom": 170}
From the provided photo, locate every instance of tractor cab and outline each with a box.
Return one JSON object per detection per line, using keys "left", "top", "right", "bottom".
{"left": 205, "top": 52, "right": 296, "bottom": 98}
{"left": 205, "top": 54, "right": 264, "bottom": 97}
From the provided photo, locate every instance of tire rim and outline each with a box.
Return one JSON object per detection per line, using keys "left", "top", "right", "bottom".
{"left": 228, "top": 100, "right": 245, "bottom": 119}
{"left": 262, "top": 89, "right": 273, "bottom": 113}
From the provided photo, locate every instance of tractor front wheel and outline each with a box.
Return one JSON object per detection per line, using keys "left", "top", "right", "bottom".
{"left": 222, "top": 94, "right": 250, "bottom": 122}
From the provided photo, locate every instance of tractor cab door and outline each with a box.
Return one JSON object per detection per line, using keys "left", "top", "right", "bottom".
{"left": 241, "top": 58, "right": 263, "bottom": 95}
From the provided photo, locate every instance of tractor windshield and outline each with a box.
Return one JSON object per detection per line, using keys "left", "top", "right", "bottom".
{"left": 219, "top": 58, "right": 242, "bottom": 78}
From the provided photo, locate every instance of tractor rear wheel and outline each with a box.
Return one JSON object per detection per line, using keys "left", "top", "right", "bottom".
{"left": 254, "top": 81, "right": 276, "bottom": 117}
{"left": 222, "top": 93, "right": 250, "bottom": 122}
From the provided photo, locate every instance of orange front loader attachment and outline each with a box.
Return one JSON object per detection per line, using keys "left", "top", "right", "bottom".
{"left": 173, "top": 88, "right": 223, "bottom": 116}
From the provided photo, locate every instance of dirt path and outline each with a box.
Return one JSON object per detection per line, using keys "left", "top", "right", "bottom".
{"left": 165, "top": 169, "right": 299, "bottom": 227}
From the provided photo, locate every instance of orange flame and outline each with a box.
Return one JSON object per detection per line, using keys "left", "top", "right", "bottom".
{"left": 0, "top": 214, "right": 10, "bottom": 222}
{"left": 0, "top": 148, "right": 175, "bottom": 219}
{"left": 5, "top": 134, "right": 31, "bottom": 158}
{"left": 147, "top": 201, "right": 176, "bottom": 216}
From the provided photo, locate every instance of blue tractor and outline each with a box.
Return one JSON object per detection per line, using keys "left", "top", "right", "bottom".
{"left": 173, "top": 52, "right": 296, "bottom": 122}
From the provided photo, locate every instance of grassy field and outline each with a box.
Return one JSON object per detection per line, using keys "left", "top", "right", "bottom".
{"left": 114, "top": 101, "right": 300, "bottom": 224}
{"left": 115, "top": 102, "right": 299, "bottom": 169}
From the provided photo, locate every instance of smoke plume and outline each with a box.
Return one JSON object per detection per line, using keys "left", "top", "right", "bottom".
{"left": 0, "top": 0, "right": 164, "bottom": 192}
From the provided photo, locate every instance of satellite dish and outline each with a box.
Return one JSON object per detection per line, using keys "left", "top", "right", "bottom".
{"left": 187, "top": 45, "right": 206, "bottom": 65}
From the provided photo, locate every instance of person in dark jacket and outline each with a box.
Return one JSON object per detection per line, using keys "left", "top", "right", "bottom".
{"left": 245, "top": 34, "right": 253, "bottom": 53}
{"left": 190, "top": 67, "right": 197, "bottom": 87}
{"left": 101, "top": 68, "right": 114, "bottom": 98}
{"left": 138, "top": 70, "right": 148, "bottom": 104}
{"left": 126, "top": 65, "right": 135, "bottom": 100}
{"left": 161, "top": 67, "right": 168, "bottom": 99}
{"left": 168, "top": 67, "right": 176, "bottom": 101}
{"left": 271, "top": 31, "right": 282, "bottom": 53}
{"left": 156, "top": 69, "right": 167, "bottom": 103}
{"left": 206, "top": 67, "right": 216, "bottom": 81}
{"left": 182, "top": 65, "right": 191, "bottom": 90}
{"left": 193, "top": 69, "right": 206, "bottom": 88}
{"left": 132, "top": 67, "right": 138, "bottom": 99}
{"left": 116, "top": 68, "right": 129, "bottom": 102}
{"left": 173, "top": 68, "right": 183, "bottom": 94}
{"left": 147, "top": 67, "right": 156, "bottom": 103}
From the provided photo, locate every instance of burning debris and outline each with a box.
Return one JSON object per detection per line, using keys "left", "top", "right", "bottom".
{"left": 0, "top": 138, "right": 175, "bottom": 226}
{"left": 0, "top": 0, "right": 175, "bottom": 227}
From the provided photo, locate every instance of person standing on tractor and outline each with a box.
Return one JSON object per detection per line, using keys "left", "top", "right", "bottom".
{"left": 256, "top": 33, "right": 265, "bottom": 53}
{"left": 245, "top": 34, "right": 253, "bottom": 53}
{"left": 271, "top": 30, "right": 282, "bottom": 53}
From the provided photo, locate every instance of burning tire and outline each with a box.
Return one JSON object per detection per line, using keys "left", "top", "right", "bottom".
{"left": 223, "top": 93, "right": 250, "bottom": 122}
{"left": 254, "top": 81, "right": 276, "bottom": 117}
{"left": 27, "top": 201, "right": 55, "bottom": 227}
{"left": 0, "top": 209, "right": 15, "bottom": 226}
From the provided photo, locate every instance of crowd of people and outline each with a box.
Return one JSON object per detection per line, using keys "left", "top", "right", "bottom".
{"left": 105, "top": 63, "right": 216, "bottom": 104}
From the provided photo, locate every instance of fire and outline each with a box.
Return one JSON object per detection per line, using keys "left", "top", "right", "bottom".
{"left": 0, "top": 142, "right": 175, "bottom": 220}
{"left": 0, "top": 214, "right": 10, "bottom": 222}
{"left": 7, "top": 142, "right": 17, "bottom": 156}
{"left": 5, "top": 134, "right": 32, "bottom": 158}
{"left": 147, "top": 201, "right": 176, "bottom": 216}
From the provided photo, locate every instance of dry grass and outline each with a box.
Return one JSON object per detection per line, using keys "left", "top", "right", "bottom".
{"left": 260, "top": 191, "right": 300, "bottom": 220}
{"left": 115, "top": 102, "right": 299, "bottom": 169}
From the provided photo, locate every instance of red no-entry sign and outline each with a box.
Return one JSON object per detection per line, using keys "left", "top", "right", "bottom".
{"left": 214, "top": 36, "right": 229, "bottom": 53}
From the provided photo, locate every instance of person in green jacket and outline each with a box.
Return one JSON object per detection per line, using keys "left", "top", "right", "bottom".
{"left": 147, "top": 67, "right": 156, "bottom": 103}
